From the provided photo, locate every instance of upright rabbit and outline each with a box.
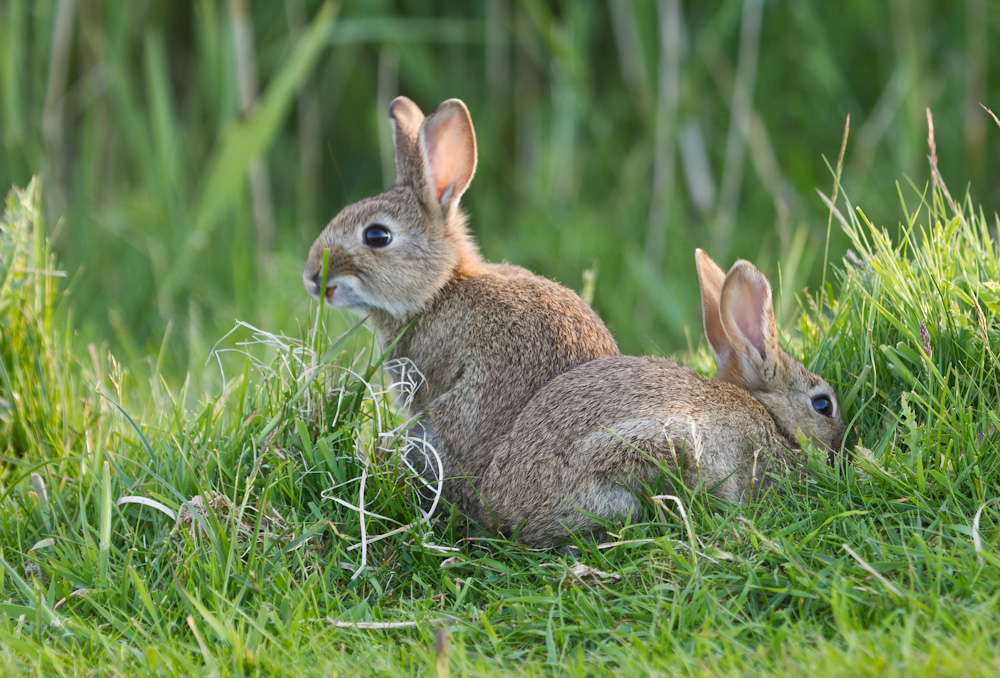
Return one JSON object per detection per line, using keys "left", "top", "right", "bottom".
{"left": 479, "top": 250, "right": 845, "bottom": 547}
{"left": 303, "top": 97, "right": 619, "bottom": 516}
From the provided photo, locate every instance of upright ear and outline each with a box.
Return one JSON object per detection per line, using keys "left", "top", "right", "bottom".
{"left": 417, "top": 99, "right": 477, "bottom": 212}
{"left": 718, "top": 260, "right": 781, "bottom": 387}
{"left": 695, "top": 249, "right": 730, "bottom": 368}
{"left": 389, "top": 96, "right": 426, "bottom": 186}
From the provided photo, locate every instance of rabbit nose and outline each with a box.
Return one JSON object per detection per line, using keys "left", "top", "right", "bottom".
{"left": 303, "top": 266, "right": 323, "bottom": 299}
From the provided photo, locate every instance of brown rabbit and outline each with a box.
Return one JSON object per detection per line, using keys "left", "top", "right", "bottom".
{"left": 478, "top": 250, "right": 845, "bottom": 547}
{"left": 303, "top": 97, "right": 619, "bottom": 516}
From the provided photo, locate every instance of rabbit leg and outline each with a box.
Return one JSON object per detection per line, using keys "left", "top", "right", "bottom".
{"left": 507, "top": 453, "right": 681, "bottom": 548}
{"left": 482, "top": 419, "right": 673, "bottom": 547}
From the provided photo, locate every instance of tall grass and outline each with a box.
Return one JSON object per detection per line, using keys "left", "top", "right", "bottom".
{"left": 0, "top": 178, "right": 79, "bottom": 467}
{"left": 805, "top": 175, "right": 1000, "bottom": 509}
{"left": 0, "top": 1, "right": 997, "bottom": 392}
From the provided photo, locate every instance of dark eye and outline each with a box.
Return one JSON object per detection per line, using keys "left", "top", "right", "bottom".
{"left": 362, "top": 224, "right": 392, "bottom": 248}
{"left": 811, "top": 395, "right": 834, "bottom": 417}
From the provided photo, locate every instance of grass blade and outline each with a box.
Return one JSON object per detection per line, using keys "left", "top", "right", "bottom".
{"left": 99, "top": 461, "right": 112, "bottom": 581}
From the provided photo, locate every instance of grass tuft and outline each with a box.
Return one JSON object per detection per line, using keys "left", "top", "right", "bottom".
{"left": 0, "top": 178, "right": 73, "bottom": 467}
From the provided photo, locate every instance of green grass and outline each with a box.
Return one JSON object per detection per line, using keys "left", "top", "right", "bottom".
{"left": 2, "top": 2, "right": 1000, "bottom": 674}
{"left": 3, "top": 156, "right": 1000, "bottom": 676}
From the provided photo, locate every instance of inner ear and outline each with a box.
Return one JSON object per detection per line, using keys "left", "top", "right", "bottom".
{"left": 720, "top": 262, "right": 777, "bottom": 362}
{"left": 730, "top": 281, "right": 768, "bottom": 360}
{"left": 418, "top": 99, "right": 477, "bottom": 209}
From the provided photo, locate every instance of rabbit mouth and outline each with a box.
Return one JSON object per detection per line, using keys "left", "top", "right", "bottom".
{"left": 324, "top": 282, "right": 354, "bottom": 307}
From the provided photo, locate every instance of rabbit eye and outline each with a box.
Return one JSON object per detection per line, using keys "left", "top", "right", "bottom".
{"left": 811, "top": 395, "right": 834, "bottom": 417}
{"left": 362, "top": 224, "right": 392, "bottom": 248}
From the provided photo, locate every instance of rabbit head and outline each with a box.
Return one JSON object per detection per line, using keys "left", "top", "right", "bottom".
{"left": 303, "top": 97, "right": 482, "bottom": 318}
{"left": 695, "top": 249, "right": 845, "bottom": 455}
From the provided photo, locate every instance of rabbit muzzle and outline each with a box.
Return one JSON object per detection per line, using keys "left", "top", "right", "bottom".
{"left": 303, "top": 260, "right": 366, "bottom": 312}
{"left": 303, "top": 267, "right": 352, "bottom": 306}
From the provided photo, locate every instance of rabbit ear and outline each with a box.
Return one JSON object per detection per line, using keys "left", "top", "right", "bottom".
{"left": 418, "top": 99, "right": 477, "bottom": 212}
{"left": 718, "top": 260, "right": 781, "bottom": 386}
{"left": 389, "top": 96, "right": 426, "bottom": 186}
{"left": 695, "top": 249, "right": 730, "bottom": 367}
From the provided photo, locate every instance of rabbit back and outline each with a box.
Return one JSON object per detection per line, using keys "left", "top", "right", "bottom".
{"left": 479, "top": 355, "right": 796, "bottom": 546}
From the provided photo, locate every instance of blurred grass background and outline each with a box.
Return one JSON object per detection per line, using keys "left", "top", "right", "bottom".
{"left": 1, "top": 0, "right": 998, "bottom": 391}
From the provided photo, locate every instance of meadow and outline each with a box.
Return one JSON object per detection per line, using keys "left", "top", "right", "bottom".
{"left": 2, "top": 1, "right": 1000, "bottom": 676}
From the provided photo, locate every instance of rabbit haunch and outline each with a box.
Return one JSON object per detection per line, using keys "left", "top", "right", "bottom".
{"left": 303, "top": 97, "right": 619, "bottom": 516}
{"left": 478, "top": 250, "right": 845, "bottom": 547}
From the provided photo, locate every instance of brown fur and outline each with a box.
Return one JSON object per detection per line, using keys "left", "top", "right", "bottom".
{"left": 303, "top": 97, "right": 619, "bottom": 515}
{"left": 478, "top": 251, "right": 845, "bottom": 547}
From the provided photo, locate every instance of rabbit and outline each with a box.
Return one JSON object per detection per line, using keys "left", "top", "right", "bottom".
{"left": 302, "top": 96, "right": 619, "bottom": 517}
{"left": 478, "top": 249, "right": 846, "bottom": 547}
